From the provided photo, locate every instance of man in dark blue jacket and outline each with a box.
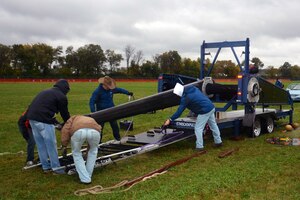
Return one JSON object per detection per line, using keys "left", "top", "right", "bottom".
{"left": 164, "top": 83, "right": 222, "bottom": 151}
{"left": 89, "top": 76, "right": 133, "bottom": 141}
{"left": 27, "top": 79, "right": 70, "bottom": 174}
{"left": 275, "top": 78, "right": 284, "bottom": 88}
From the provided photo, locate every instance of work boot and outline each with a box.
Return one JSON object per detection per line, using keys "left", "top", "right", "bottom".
{"left": 195, "top": 147, "right": 205, "bottom": 152}
{"left": 214, "top": 142, "right": 223, "bottom": 148}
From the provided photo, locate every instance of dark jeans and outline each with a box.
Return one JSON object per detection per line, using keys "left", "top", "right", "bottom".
{"left": 18, "top": 128, "right": 35, "bottom": 162}
{"left": 26, "top": 129, "right": 35, "bottom": 162}
{"left": 100, "top": 120, "right": 120, "bottom": 141}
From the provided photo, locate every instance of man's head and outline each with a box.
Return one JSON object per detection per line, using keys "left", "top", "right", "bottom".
{"left": 173, "top": 83, "right": 184, "bottom": 97}
{"left": 54, "top": 79, "right": 70, "bottom": 94}
{"left": 98, "top": 76, "right": 116, "bottom": 90}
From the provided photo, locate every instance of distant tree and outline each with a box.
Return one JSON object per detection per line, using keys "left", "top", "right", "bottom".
{"left": 105, "top": 49, "right": 123, "bottom": 73}
{"left": 11, "top": 44, "right": 36, "bottom": 77}
{"left": 75, "top": 44, "right": 106, "bottom": 77}
{"left": 124, "top": 45, "right": 135, "bottom": 72}
{"left": 32, "top": 43, "right": 57, "bottom": 76}
{"left": 264, "top": 66, "right": 279, "bottom": 79}
{"left": 181, "top": 58, "right": 199, "bottom": 77}
{"left": 140, "top": 60, "right": 160, "bottom": 77}
{"left": 128, "top": 62, "right": 141, "bottom": 77}
{"left": 224, "top": 65, "right": 240, "bottom": 78}
{"left": 279, "top": 61, "right": 292, "bottom": 78}
{"left": 0, "top": 44, "right": 12, "bottom": 76}
{"left": 64, "top": 46, "right": 78, "bottom": 75}
{"left": 214, "top": 60, "right": 238, "bottom": 78}
{"left": 53, "top": 46, "right": 64, "bottom": 69}
{"left": 290, "top": 65, "right": 300, "bottom": 79}
{"left": 132, "top": 50, "right": 144, "bottom": 66}
{"left": 251, "top": 57, "right": 264, "bottom": 68}
{"left": 159, "top": 50, "right": 182, "bottom": 74}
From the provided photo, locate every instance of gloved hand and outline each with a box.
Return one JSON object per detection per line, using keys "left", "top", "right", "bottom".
{"left": 55, "top": 123, "right": 63, "bottom": 131}
{"left": 128, "top": 92, "right": 133, "bottom": 96}
{"left": 62, "top": 146, "right": 67, "bottom": 158}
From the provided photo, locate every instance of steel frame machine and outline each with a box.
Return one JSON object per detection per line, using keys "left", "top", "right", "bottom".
{"left": 165, "top": 38, "right": 293, "bottom": 137}
{"left": 24, "top": 39, "right": 294, "bottom": 174}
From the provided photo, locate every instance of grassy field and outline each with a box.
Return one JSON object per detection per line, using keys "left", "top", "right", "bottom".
{"left": 0, "top": 80, "right": 299, "bottom": 200}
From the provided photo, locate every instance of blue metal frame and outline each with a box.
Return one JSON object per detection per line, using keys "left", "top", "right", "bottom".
{"left": 200, "top": 38, "right": 252, "bottom": 108}
{"left": 200, "top": 38, "right": 250, "bottom": 79}
{"left": 169, "top": 38, "right": 293, "bottom": 136}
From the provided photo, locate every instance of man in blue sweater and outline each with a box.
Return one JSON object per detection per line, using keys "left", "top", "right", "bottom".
{"left": 89, "top": 76, "right": 133, "bottom": 141}
{"left": 164, "top": 83, "right": 222, "bottom": 151}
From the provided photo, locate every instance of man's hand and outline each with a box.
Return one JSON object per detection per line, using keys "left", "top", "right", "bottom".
{"left": 55, "top": 123, "right": 63, "bottom": 131}
{"left": 164, "top": 119, "right": 171, "bottom": 126}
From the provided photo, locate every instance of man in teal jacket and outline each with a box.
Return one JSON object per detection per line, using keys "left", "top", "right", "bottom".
{"left": 164, "top": 83, "right": 222, "bottom": 151}
{"left": 89, "top": 76, "right": 133, "bottom": 141}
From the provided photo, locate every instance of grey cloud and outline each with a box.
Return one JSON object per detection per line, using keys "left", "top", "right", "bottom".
{"left": 1, "top": 0, "right": 300, "bottom": 67}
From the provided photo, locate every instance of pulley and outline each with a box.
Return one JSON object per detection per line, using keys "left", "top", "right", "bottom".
{"left": 247, "top": 77, "right": 260, "bottom": 103}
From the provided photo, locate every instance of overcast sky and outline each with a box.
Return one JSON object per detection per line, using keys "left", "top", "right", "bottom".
{"left": 1, "top": 0, "right": 300, "bottom": 68}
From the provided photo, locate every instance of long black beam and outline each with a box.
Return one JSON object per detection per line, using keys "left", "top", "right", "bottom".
{"left": 87, "top": 80, "right": 237, "bottom": 124}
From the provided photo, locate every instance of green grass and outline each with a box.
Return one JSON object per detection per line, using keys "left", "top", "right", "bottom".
{"left": 0, "top": 81, "right": 299, "bottom": 200}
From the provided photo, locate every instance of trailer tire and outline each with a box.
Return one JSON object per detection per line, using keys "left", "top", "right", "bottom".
{"left": 248, "top": 118, "right": 262, "bottom": 137}
{"left": 263, "top": 117, "right": 274, "bottom": 134}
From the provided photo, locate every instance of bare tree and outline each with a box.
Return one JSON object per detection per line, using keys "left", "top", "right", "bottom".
{"left": 124, "top": 45, "right": 135, "bottom": 72}
{"left": 132, "top": 50, "right": 144, "bottom": 66}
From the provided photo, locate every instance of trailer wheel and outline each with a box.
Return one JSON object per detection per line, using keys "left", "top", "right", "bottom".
{"left": 264, "top": 117, "right": 274, "bottom": 133}
{"left": 249, "top": 118, "right": 262, "bottom": 137}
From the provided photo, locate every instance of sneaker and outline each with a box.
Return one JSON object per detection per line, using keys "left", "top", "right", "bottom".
{"left": 111, "top": 140, "right": 121, "bottom": 144}
{"left": 195, "top": 147, "right": 205, "bottom": 152}
{"left": 43, "top": 169, "right": 52, "bottom": 174}
{"left": 25, "top": 161, "right": 34, "bottom": 167}
{"left": 80, "top": 181, "right": 91, "bottom": 185}
{"left": 22, "top": 161, "right": 34, "bottom": 170}
{"left": 214, "top": 142, "right": 223, "bottom": 148}
{"left": 52, "top": 169, "right": 66, "bottom": 175}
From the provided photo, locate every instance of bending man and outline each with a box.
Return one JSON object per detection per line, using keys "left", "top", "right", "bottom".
{"left": 164, "top": 83, "right": 222, "bottom": 151}
{"left": 61, "top": 115, "right": 101, "bottom": 184}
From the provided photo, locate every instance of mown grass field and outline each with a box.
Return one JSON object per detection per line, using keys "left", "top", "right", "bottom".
{"left": 0, "top": 80, "right": 299, "bottom": 200}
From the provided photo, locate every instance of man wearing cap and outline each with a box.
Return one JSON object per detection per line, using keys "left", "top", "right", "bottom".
{"left": 89, "top": 76, "right": 133, "bottom": 141}
{"left": 163, "top": 83, "right": 222, "bottom": 151}
{"left": 27, "top": 79, "right": 71, "bottom": 174}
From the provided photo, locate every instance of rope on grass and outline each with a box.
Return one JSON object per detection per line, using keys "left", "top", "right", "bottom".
{"left": 74, "top": 171, "right": 167, "bottom": 196}
{"left": 74, "top": 150, "right": 207, "bottom": 196}
{"left": 0, "top": 151, "right": 24, "bottom": 156}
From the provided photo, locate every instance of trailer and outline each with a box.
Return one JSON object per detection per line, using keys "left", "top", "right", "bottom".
{"left": 24, "top": 38, "right": 293, "bottom": 174}
{"left": 159, "top": 38, "right": 293, "bottom": 137}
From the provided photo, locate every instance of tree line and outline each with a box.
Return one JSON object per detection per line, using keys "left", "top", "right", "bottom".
{"left": 0, "top": 43, "right": 299, "bottom": 79}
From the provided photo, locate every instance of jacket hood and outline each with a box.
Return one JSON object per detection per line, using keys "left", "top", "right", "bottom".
{"left": 53, "top": 79, "right": 70, "bottom": 94}
{"left": 184, "top": 85, "right": 196, "bottom": 94}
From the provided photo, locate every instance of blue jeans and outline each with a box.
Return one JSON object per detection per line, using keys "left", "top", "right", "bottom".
{"left": 195, "top": 108, "right": 222, "bottom": 148}
{"left": 29, "top": 120, "right": 62, "bottom": 171}
{"left": 71, "top": 128, "right": 101, "bottom": 183}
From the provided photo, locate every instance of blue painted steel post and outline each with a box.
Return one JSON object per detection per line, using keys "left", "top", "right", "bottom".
{"left": 200, "top": 41, "right": 205, "bottom": 79}
{"left": 244, "top": 38, "right": 250, "bottom": 74}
